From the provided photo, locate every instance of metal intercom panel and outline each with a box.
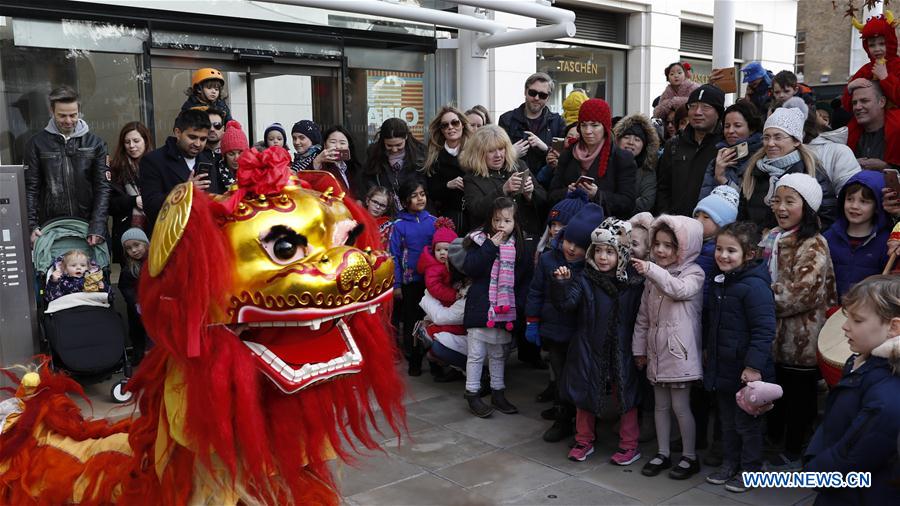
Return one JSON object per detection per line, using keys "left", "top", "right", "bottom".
{"left": 0, "top": 166, "right": 38, "bottom": 381}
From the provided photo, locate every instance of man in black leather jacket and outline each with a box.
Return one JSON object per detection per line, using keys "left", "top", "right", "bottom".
{"left": 499, "top": 72, "right": 567, "bottom": 173}
{"left": 24, "top": 86, "right": 110, "bottom": 246}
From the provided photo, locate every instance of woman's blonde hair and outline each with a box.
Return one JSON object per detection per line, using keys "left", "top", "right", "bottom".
{"left": 458, "top": 125, "right": 518, "bottom": 178}
{"left": 740, "top": 142, "right": 819, "bottom": 200}
{"left": 843, "top": 275, "right": 900, "bottom": 324}
{"left": 424, "top": 106, "right": 470, "bottom": 176}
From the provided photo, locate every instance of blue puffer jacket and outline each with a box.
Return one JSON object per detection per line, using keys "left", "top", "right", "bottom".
{"left": 525, "top": 238, "right": 586, "bottom": 343}
{"left": 389, "top": 209, "right": 435, "bottom": 287}
{"left": 696, "top": 238, "right": 716, "bottom": 304}
{"left": 804, "top": 356, "right": 900, "bottom": 506}
{"left": 703, "top": 259, "right": 776, "bottom": 393}
{"left": 463, "top": 234, "right": 531, "bottom": 330}
{"left": 823, "top": 170, "right": 891, "bottom": 301}
{"left": 552, "top": 269, "right": 644, "bottom": 414}
{"left": 698, "top": 132, "right": 764, "bottom": 201}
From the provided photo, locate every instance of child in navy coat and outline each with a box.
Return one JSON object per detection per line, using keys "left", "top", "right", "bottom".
{"left": 804, "top": 275, "right": 900, "bottom": 505}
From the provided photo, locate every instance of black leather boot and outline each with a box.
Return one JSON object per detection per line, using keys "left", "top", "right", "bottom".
{"left": 491, "top": 389, "right": 519, "bottom": 414}
{"left": 464, "top": 391, "right": 494, "bottom": 418}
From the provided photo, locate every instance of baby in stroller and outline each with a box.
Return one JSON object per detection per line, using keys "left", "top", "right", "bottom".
{"left": 45, "top": 249, "right": 108, "bottom": 302}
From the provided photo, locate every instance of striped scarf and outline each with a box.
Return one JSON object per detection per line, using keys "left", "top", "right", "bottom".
{"left": 472, "top": 231, "right": 517, "bottom": 330}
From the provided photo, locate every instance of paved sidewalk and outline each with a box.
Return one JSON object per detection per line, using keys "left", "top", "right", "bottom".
{"left": 77, "top": 360, "right": 817, "bottom": 505}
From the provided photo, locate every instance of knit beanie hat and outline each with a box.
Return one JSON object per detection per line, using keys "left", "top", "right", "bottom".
{"left": 220, "top": 120, "right": 250, "bottom": 154}
{"left": 586, "top": 218, "right": 632, "bottom": 282}
{"left": 687, "top": 84, "right": 725, "bottom": 118}
{"left": 764, "top": 101, "right": 806, "bottom": 142}
{"left": 578, "top": 98, "right": 614, "bottom": 179}
{"left": 264, "top": 122, "right": 287, "bottom": 143}
{"left": 121, "top": 227, "right": 149, "bottom": 246}
{"left": 547, "top": 189, "right": 589, "bottom": 226}
{"left": 291, "top": 120, "right": 322, "bottom": 146}
{"left": 775, "top": 173, "right": 823, "bottom": 212}
{"left": 432, "top": 217, "right": 458, "bottom": 247}
{"left": 621, "top": 122, "right": 647, "bottom": 144}
{"left": 693, "top": 185, "right": 740, "bottom": 228}
{"left": 562, "top": 90, "right": 588, "bottom": 125}
{"left": 563, "top": 203, "right": 605, "bottom": 250}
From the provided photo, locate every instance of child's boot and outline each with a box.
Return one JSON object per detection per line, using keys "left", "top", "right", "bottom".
{"left": 464, "top": 391, "right": 494, "bottom": 418}
{"left": 491, "top": 389, "right": 519, "bottom": 414}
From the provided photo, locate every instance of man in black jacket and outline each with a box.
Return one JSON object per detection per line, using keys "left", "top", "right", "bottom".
{"left": 139, "top": 109, "right": 222, "bottom": 232}
{"left": 24, "top": 86, "right": 111, "bottom": 246}
{"left": 656, "top": 84, "right": 725, "bottom": 217}
{"left": 499, "top": 72, "right": 566, "bottom": 173}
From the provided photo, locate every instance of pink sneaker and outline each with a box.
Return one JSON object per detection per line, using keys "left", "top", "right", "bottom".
{"left": 610, "top": 448, "right": 641, "bottom": 466}
{"left": 568, "top": 443, "right": 594, "bottom": 462}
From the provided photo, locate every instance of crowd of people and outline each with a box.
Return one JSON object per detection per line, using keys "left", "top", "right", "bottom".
{"left": 20, "top": 12, "right": 900, "bottom": 503}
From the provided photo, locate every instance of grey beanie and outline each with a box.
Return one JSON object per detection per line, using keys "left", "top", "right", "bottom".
{"left": 121, "top": 227, "right": 149, "bottom": 246}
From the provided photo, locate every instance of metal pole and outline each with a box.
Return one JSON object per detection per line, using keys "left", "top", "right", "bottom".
{"left": 457, "top": 5, "right": 490, "bottom": 111}
{"left": 712, "top": 0, "right": 736, "bottom": 103}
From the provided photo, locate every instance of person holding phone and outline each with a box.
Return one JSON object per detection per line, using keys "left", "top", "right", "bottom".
{"left": 312, "top": 125, "right": 362, "bottom": 199}
{"left": 698, "top": 100, "right": 764, "bottom": 201}
{"left": 498, "top": 72, "right": 566, "bottom": 172}
{"left": 548, "top": 98, "right": 637, "bottom": 219}
{"left": 139, "top": 109, "right": 221, "bottom": 233}
{"left": 424, "top": 106, "right": 472, "bottom": 234}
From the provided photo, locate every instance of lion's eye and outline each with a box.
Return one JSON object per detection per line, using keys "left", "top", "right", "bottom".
{"left": 274, "top": 239, "right": 297, "bottom": 260}
{"left": 261, "top": 225, "right": 308, "bottom": 265}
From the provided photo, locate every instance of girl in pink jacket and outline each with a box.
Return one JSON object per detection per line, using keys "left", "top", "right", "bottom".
{"left": 631, "top": 214, "right": 705, "bottom": 480}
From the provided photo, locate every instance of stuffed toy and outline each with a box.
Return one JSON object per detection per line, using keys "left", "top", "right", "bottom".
{"left": 736, "top": 380, "right": 784, "bottom": 416}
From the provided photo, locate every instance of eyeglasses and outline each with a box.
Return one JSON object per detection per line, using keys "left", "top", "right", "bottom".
{"left": 527, "top": 89, "right": 550, "bottom": 100}
{"left": 687, "top": 102, "right": 714, "bottom": 112}
{"left": 762, "top": 134, "right": 792, "bottom": 143}
{"left": 368, "top": 199, "right": 388, "bottom": 209}
{"left": 441, "top": 118, "right": 462, "bottom": 130}
{"left": 211, "top": 122, "right": 224, "bottom": 130}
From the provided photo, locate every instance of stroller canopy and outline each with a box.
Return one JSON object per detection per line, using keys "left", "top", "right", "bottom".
{"left": 32, "top": 218, "right": 110, "bottom": 274}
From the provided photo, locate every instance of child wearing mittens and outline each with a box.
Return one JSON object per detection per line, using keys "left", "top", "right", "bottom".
{"left": 632, "top": 215, "right": 706, "bottom": 480}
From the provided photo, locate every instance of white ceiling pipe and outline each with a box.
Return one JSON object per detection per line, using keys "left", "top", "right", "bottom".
{"left": 446, "top": 0, "right": 576, "bottom": 50}
{"left": 256, "top": 0, "right": 506, "bottom": 34}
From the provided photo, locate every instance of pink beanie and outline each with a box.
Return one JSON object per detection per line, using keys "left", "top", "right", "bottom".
{"left": 432, "top": 217, "right": 458, "bottom": 247}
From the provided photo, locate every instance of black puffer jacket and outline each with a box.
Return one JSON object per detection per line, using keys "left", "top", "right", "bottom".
{"left": 24, "top": 119, "right": 111, "bottom": 238}
{"left": 462, "top": 163, "right": 548, "bottom": 239}
{"left": 656, "top": 124, "right": 723, "bottom": 217}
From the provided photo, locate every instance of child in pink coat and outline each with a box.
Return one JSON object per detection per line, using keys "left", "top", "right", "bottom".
{"left": 653, "top": 62, "right": 701, "bottom": 120}
{"left": 632, "top": 214, "right": 705, "bottom": 480}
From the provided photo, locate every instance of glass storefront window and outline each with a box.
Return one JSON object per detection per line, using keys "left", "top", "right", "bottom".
{"left": 536, "top": 44, "right": 626, "bottom": 117}
{"left": 0, "top": 17, "right": 147, "bottom": 164}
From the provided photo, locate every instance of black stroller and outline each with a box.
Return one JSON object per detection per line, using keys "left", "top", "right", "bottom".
{"left": 33, "top": 218, "right": 132, "bottom": 403}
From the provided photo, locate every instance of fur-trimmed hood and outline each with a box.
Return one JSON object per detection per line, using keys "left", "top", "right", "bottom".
{"left": 612, "top": 113, "right": 659, "bottom": 174}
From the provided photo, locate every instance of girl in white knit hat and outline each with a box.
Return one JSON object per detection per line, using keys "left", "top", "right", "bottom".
{"left": 758, "top": 173, "right": 837, "bottom": 471}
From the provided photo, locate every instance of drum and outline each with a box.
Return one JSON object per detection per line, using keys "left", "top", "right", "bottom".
{"left": 817, "top": 310, "right": 852, "bottom": 387}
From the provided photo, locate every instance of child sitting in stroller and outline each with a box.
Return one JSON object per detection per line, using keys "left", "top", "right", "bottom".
{"left": 46, "top": 249, "right": 108, "bottom": 302}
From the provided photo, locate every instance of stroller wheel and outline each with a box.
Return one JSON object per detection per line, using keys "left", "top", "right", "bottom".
{"left": 111, "top": 379, "right": 132, "bottom": 403}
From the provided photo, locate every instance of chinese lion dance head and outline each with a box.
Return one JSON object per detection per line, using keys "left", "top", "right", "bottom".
{"left": 125, "top": 147, "right": 405, "bottom": 504}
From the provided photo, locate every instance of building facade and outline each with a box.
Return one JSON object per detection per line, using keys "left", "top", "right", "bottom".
{"left": 0, "top": 0, "right": 798, "bottom": 165}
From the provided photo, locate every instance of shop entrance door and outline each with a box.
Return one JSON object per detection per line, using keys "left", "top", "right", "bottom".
{"left": 150, "top": 53, "right": 341, "bottom": 148}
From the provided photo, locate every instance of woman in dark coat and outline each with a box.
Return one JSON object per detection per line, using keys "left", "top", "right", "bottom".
{"left": 549, "top": 98, "right": 636, "bottom": 219}
{"left": 108, "top": 121, "right": 154, "bottom": 265}
{"left": 360, "top": 118, "right": 424, "bottom": 209}
{"left": 424, "top": 106, "right": 471, "bottom": 233}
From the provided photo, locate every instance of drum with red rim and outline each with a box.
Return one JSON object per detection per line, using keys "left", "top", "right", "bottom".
{"left": 817, "top": 310, "right": 852, "bottom": 387}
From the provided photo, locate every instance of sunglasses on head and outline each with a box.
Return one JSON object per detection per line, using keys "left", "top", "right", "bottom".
{"left": 211, "top": 122, "right": 224, "bottom": 130}
{"left": 527, "top": 89, "right": 550, "bottom": 100}
{"left": 441, "top": 118, "right": 462, "bottom": 130}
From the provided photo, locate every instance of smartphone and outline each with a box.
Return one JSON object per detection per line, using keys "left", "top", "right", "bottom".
{"left": 576, "top": 175, "right": 595, "bottom": 186}
{"left": 551, "top": 137, "right": 566, "bottom": 152}
{"left": 734, "top": 142, "right": 749, "bottom": 159}
{"left": 195, "top": 162, "right": 213, "bottom": 177}
{"left": 338, "top": 149, "right": 351, "bottom": 161}
{"left": 515, "top": 169, "right": 532, "bottom": 195}
{"left": 885, "top": 168, "right": 900, "bottom": 195}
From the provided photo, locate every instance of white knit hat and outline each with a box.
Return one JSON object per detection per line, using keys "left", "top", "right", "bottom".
{"left": 764, "top": 97, "right": 807, "bottom": 142}
{"left": 775, "top": 173, "right": 822, "bottom": 212}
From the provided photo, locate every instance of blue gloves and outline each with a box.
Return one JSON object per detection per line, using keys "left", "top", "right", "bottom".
{"left": 525, "top": 322, "right": 541, "bottom": 347}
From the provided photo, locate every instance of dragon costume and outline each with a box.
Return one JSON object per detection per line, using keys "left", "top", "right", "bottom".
{"left": 0, "top": 147, "right": 405, "bottom": 504}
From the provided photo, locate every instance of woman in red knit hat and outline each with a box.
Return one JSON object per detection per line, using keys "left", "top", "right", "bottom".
{"left": 548, "top": 98, "right": 637, "bottom": 219}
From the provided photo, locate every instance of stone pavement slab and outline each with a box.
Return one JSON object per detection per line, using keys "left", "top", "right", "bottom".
{"left": 443, "top": 412, "right": 546, "bottom": 448}
{"left": 696, "top": 481, "right": 816, "bottom": 506}
{"left": 346, "top": 473, "right": 492, "bottom": 506}
{"left": 579, "top": 460, "right": 707, "bottom": 504}
{"left": 384, "top": 426, "right": 498, "bottom": 471}
{"left": 658, "top": 487, "right": 746, "bottom": 505}
{"left": 435, "top": 450, "right": 568, "bottom": 503}
{"left": 333, "top": 451, "right": 424, "bottom": 497}
{"left": 504, "top": 476, "right": 643, "bottom": 505}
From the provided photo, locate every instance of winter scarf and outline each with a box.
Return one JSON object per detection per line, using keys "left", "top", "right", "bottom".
{"left": 573, "top": 139, "right": 607, "bottom": 176}
{"left": 583, "top": 268, "right": 622, "bottom": 414}
{"left": 291, "top": 145, "right": 321, "bottom": 172}
{"left": 755, "top": 150, "right": 802, "bottom": 205}
{"left": 472, "top": 230, "right": 517, "bottom": 330}
{"left": 760, "top": 226, "right": 796, "bottom": 283}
